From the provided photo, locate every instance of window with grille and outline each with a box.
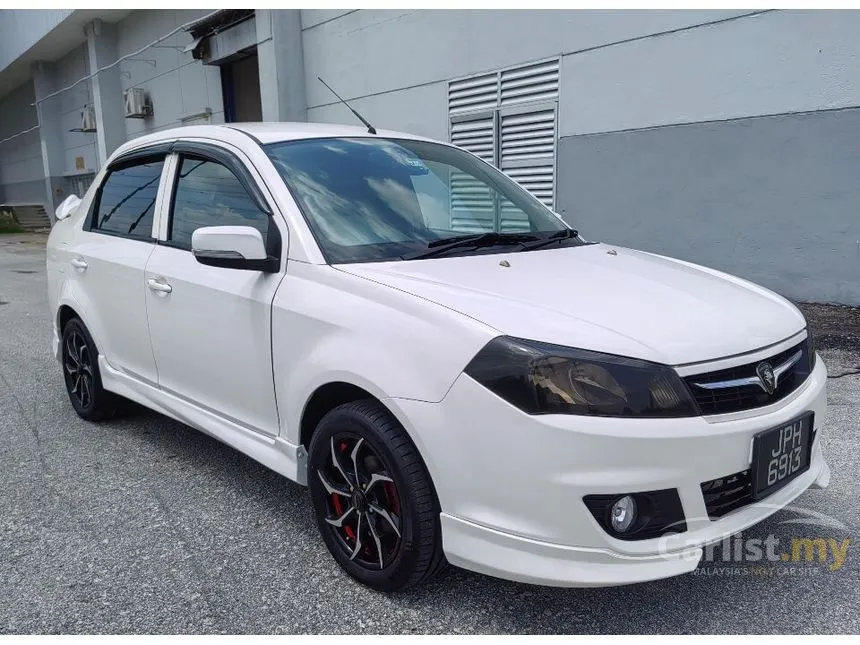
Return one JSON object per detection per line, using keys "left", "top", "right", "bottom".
{"left": 448, "top": 59, "right": 559, "bottom": 233}
{"left": 68, "top": 173, "right": 96, "bottom": 199}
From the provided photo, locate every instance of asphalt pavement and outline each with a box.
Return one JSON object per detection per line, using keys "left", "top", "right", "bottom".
{"left": 1, "top": 232, "right": 858, "bottom": 634}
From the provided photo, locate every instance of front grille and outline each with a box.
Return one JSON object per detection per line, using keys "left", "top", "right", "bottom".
{"left": 701, "top": 469, "right": 753, "bottom": 519}
{"left": 683, "top": 339, "right": 811, "bottom": 415}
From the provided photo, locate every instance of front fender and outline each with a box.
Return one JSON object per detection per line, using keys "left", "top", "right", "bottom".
{"left": 272, "top": 263, "right": 496, "bottom": 445}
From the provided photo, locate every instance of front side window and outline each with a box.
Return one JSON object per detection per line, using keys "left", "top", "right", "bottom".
{"left": 93, "top": 159, "right": 164, "bottom": 239}
{"left": 169, "top": 156, "right": 269, "bottom": 249}
{"left": 265, "top": 137, "right": 577, "bottom": 264}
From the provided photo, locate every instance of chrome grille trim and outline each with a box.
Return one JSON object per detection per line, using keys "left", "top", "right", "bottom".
{"left": 691, "top": 349, "right": 802, "bottom": 392}
{"left": 674, "top": 329, "right": 807, "bottom": 377}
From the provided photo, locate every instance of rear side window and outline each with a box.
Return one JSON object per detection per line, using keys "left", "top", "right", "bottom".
{"left": 169, "top": 156, "right": 269, "bottom": 249}
{"left": 93, "top": 159, "right": 164, "bottom": 239}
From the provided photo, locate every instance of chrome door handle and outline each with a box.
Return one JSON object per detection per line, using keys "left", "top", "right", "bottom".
{"left": 147, "top": 278, "right": 173, "bottom": 294}
{"left": 70, "top": 258, "right": 88, "bottom": 271}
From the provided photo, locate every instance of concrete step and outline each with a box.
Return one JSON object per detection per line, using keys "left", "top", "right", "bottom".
{"left": 2, "top": 204, "right": 51, "bottom": 230}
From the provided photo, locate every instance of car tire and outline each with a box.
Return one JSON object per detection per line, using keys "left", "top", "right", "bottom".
{"left": 308, "top": 398, "right": 446, "bottom": 592}
{"left": 61, "top": 317, "right": 127, "bottom": 421}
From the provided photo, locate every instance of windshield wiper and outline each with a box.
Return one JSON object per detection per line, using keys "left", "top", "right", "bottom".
{"left": 401, "top": 232, "right": 539, "bottom": 260}
{"left": 519, "top": 228, "right": 579, "bottom": 251}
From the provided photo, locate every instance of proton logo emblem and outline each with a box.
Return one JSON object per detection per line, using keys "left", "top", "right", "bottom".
{"left": 756, "top": 361, "right": 776, "bottom": 394}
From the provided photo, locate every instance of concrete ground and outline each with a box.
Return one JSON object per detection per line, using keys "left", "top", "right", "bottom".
{"left": 1, "top": 232, "right": 858, "bottom": 634}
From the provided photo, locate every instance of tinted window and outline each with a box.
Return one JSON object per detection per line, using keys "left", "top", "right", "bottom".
{"left": 169, "top": 157, "right": 269, "bottom": 249}
{"left": 264, "top": 138, "right": 571, "bottom": 264}
{"left": 94, "top": 159, "right": 164, "bottom": 239}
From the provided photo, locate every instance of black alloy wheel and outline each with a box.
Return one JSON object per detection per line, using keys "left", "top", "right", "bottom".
{"left": 64, "top": 326, "right": 94, "bottom": 410}
{"left": 61, "top": 317, "right": 126, "bottom": 421}
{"left": 318, "top": 433, "right": 402, "bottom": 570}
{"left": 308, "top": 399, "right": 445, "bottom": 591}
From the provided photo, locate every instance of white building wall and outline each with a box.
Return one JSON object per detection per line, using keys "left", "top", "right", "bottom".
{"left": 300, "top": 9, "right": 749, "bottom": 138}
{"left": 116, "top": 9, "right": 225, "bottom": 139}
{"left": 0, "top": 9, "right": 72, "bottom": 72}
{"left": 559, "top": 9, "right": 860, "bottom": 135}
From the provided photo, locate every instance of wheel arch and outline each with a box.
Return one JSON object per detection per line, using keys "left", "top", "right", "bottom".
{"left": 57, "top": 303, "right": 80, "bottom": 334}
{"left": 299, "top": 381, "right": 376, "bottom": 450}
{"left": 55, "top": 285, "right": 108, "bottom": 359}
{"left": 297, "top": 378, "right": 442, "bottom": 499}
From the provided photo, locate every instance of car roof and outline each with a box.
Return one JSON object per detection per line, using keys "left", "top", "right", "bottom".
{"left": 111, "top": 122, "right": 437, "bottom": 160}
{"left": 227, "top": 121, "right": 436, "bottom": 145}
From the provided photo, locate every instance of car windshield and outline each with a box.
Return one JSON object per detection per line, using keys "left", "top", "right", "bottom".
{"left": 264, "top": 137, "right": 578, "bottom": 263}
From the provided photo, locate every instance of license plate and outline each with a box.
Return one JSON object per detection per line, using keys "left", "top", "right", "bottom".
{"left": 751, "top": 412, "right": 814, "bottom": 500}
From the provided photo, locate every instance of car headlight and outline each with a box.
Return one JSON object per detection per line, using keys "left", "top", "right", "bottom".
{"left": 464, "top": 336, "right": 699, "bottom": 418}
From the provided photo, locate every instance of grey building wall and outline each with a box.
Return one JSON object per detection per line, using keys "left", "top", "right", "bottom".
{"left": 557, "top": 108, "right": 860, "bottom": 305}
{"left": 553, "top": 9, "right": 860, "bottom": 305}
{"left": 0, "top": 81, "right": 42, "bottom": 204}
{"left": 55, "top": 44, "right": 96, "bottom": 177}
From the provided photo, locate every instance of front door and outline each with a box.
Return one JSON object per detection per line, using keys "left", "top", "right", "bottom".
{"left": 144, "top": 146, "right": 282, "bottom": 436}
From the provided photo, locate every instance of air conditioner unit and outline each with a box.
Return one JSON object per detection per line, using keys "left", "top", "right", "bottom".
{"left": 80, "top": 105, "right": 97, "bottom": 132}
{"left": 123, "top": 87, "right": 152, "bottom": 119}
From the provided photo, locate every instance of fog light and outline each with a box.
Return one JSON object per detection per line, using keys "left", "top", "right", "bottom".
{"left": 610, "top": 495, "right": 637, "bottom": 533}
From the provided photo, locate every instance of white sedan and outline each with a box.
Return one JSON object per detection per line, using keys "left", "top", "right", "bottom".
{"left": 46, "top": 122, "right": 830, "bottom": 591}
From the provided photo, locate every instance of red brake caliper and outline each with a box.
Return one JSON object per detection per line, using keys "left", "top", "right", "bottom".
{"left": 331, "top": 441, "right": 355, "bottom": 541}
{"left": 383, "top": 482, "right": 399, "bottom": 516}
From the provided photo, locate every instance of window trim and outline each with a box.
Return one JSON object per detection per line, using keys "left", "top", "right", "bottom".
{"left": 161, "top": 143, "right": 282, "bottom": 272}
{"left": 84, "top": 147, "right": 170, "bottom": 242}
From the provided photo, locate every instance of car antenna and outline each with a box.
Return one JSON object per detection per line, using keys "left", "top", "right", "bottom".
{"left": 317, "top": 76, "right": 377, "bottom": 135}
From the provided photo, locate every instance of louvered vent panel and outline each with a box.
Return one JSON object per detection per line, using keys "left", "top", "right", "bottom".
{"left": 450, "top": 171, "right": 495, "bottom": 233}
{"left": 499, "top": 199, "right": 530, "bottom": 233}
{"left": 448, "top": 72, "right": 498, "bottom": 115}
{"left": 504, "top": 166, "right": 555, "bottom": 208}
{"left": 500, "top": 109, "right": 556, "bottom": 164}
{"left": 500, "top": 59, "right": 559, "bottom": 107}
{"left": 450, "top": 115, "right": 496, "bottom": 232}
{"left": 450, "top": 117, "right": 495, "bottom": 161}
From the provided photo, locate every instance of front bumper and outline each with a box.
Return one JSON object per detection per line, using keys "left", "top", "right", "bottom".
{"left": 388, "top": 354, "right": 830, "bottom": 587}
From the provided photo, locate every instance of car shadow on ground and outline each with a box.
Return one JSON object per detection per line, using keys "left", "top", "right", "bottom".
{"left": 102, "top": 401, "right": 849, "bottom": 634}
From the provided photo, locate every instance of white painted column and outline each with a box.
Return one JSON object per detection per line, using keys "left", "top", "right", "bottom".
{"left": 85, "top": 19, "right": 126, "bottom": 166}
{"left": 31, "top": 61, "right": 65, "bottom": 219}
{"left": 256, "top": 9, "right": 307, "bottom": 122}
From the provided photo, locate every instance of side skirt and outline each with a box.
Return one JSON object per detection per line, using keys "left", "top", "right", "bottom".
{"left": 98, "top": 356, "right": 308, "bottom": 485}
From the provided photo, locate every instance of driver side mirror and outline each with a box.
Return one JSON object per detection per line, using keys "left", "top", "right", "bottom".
{"left": 55, "top": 194, "right": 81, "bottom": 221}
{"left": 191, "top": 226, "right": 278, "bottom": 272}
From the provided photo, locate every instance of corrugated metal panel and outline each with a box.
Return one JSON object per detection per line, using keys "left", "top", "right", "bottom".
{"left": 500, "top": 59, "right": 559, "bottom": 107}
{"left": 448, "top": 72, "right": 498, "bottom": 115}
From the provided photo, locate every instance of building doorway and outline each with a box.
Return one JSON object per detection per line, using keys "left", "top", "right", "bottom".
{"left": 221, "top": 53, "right": 262, "bottom": 122}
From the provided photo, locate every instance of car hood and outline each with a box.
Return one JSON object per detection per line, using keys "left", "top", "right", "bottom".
{"left": 335, "top": 243, "right": 806, "bottom": 365}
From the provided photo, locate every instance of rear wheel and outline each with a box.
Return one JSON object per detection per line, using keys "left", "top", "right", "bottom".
{"left": 308, "top": 399, "right": 445, "bottom": 591}
{"left": 61, "top": 317, "right": 126, "bottom": 421}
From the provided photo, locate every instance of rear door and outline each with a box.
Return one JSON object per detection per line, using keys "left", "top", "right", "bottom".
{"left": 143, "top": 141, "right": 284, "bottom": 436}
{"left": 74, "top": 149, "right": 171, "bottom": 385}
